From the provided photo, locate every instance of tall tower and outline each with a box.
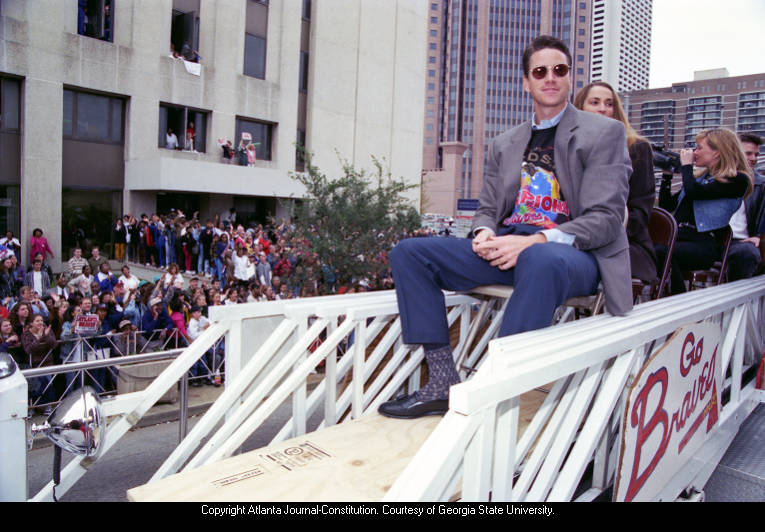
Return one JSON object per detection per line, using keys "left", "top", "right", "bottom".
{"left": 422, "top": 0, "right": 592, "bottom": 216}
{"left": 590, "top": 0, "right": 652, "bottom": 92}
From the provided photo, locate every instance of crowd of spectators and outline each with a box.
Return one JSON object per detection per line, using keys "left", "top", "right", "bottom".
{"left": 0, "top": 210, "right": 430, "bottom": 409}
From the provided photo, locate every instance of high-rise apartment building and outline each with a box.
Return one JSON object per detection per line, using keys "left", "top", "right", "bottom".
{"left": 422, "top": 0, "right": 592, "bottom": 217}
{"left": 589, "top": 0, "right": 651, "bottom": 93}
{"left": 0, "top": 0, "right": 427, "bottom": 271}
{"left": 626, "top": 69, "right": 765, "bottom": 155}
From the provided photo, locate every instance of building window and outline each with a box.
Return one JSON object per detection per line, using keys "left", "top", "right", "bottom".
{"left": 63, "top": 89, "right": 124, "bottom": 144}
{"left": 159, "top": 103, "right": 208, "bottom": 153}
{"left": 296, "top": 129, "right": 306, "bottom": 171}
{"left": 244, "top": 0, "right": 269, "bottom": 79}
{"left": 77, "top": 0, "right": 114, "bottom": 42}
{"left": 301, "top": 0, "right": 311, "bottom": 20}
{"left": 299, "top": 51, "right": 310, "bottom": 92}
{"left": 0, "top": 77, "right": 21, "bottom": 132}
{"left": 63, "top": 189, "right": 122, "bottom": 257}
{"left": 244, "top": 34, "right": 267, "bottom": 79}
{"left": 171, "top": 0, "right": 200, "bottom": 61}
{"left": 0, "top": 77, "right": 21, "bottom": 236}
{"left": 235, "top": 117, "right": 274, "bottom": 161}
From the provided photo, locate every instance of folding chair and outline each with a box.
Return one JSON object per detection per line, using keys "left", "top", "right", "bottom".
{"left": 683, "top": 225, "right": 733, "bottom": 290}
{"left": 632, "top": 206, "right": 678, "bottom": 302}
{"left": 455, "top": 286, "right": 604, "bottom": 375}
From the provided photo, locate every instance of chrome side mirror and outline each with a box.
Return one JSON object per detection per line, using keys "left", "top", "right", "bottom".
{"left": 0, "top": 351, "right": 16, "bottom": 379}
{"left": 31, "top": 386, "right": 103, "bottom": 457}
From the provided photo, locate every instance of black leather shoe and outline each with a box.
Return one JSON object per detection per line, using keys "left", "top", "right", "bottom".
{"left": 378, "top": 393, "right": 448, "bottom": 419}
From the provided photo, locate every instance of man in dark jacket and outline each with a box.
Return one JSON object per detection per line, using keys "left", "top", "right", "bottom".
{"left": 141, "top": 296, "right": 173, "bottom": 343}
{"left": 728, "top": 134, "right": 765, "bottom": 280}
{"left": 200, "top": 220, "right": 215, "bottom": 276}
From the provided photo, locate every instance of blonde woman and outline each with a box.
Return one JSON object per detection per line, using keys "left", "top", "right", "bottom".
{"left": 574, "top": 82, "right": 657, "bottom": 283}
{"left": 658, "top": 128, "right": 753, "bottom": 294}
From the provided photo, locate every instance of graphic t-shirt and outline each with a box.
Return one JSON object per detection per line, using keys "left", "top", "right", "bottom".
{"left": 503, "top": 126, "right": 570, "bottom": 229}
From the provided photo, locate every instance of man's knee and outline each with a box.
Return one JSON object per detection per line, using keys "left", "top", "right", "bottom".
{"left": 516, "top": 243, "right": 567, "bottom": 279}
{"left": 390, "top": 238, "right": 418, "bottom": 269}
{"left": 728, "top": 242, "right": 760, "bottom": 280}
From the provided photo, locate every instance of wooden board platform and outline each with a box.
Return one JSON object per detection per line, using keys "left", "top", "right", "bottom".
{"left": 127, "top": 390, "right": 546, "bottom": 502}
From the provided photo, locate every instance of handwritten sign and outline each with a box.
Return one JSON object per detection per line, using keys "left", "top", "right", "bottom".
{"left": 74, "top": 314, "right": 100, "bottom": 336}
{"left": 241, "top": 132, "right": 252, "bottom": 141}
{"left": 614, "top": 321, "right": 721, "bottom": 501}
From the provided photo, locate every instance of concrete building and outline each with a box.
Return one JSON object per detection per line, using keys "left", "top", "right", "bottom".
{"left": 625, "top": 70, "right": 765, "bottom": 154}
{"left": 589, "top": 0, "right": 651, "bottom": 93}
{"left": 421, "top": 0, "right": 592, "bottom": 217}
{"left": 0, "top": 0, "right": 427, "bottom": 271}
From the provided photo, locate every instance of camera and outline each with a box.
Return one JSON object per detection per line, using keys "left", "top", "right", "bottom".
{"left": 652, "top": 144, "right": 682, "bottom": 173}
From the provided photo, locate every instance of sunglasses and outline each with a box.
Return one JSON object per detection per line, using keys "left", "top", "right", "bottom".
{"left": 530, "top": 63, "right": 570, "bottom": 80}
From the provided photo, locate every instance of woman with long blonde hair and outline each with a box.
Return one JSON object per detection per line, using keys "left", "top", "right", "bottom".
{"left": 574, "top": 81, "right": 657, "bottom": 282}
{"left": 658, "top": 127, "right": 753, "bottom": 293}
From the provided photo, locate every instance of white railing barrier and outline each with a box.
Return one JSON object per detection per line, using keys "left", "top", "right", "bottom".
{"left": 28, "top": 321, "right": 229, "bottom": 502}
{"left": 152, "top": 290, "right": 480, "bottom": 480}
{"left": 25, "top": 290, "right": 485, "bottom": 501}
{"left": 384, "top": 277, "right": 765, "bottom": 501}
{"left": 17, "top": 276, "right": 765, "bottom": 502}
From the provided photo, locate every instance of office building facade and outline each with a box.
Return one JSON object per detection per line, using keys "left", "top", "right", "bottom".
{"left": 626, "top": 69, "right": 765, "bottom": 156}
{"left": 0, "top": 0, "right": 427, "bottom": 271}
{"left": 589, "top": 0, "right": 651, "bottom": 93}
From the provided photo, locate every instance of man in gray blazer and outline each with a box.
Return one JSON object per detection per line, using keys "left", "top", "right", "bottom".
{"left": 379, "top": 35, "right": 633, "bottom": 419}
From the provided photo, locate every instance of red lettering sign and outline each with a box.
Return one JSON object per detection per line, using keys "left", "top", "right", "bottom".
{"left": 615, "top": 323, "right": 721, "bottom": 501}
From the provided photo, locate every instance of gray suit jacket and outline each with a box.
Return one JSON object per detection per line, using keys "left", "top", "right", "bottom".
{"left": 470, "top": 103, "right": 634, "bottom": 315}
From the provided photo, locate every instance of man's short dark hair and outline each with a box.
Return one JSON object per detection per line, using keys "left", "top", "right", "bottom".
{"left": 522, "top": 35, "right": 572, "bottom": 77}
{"left": 739, "top": 133, "right": 763, "bottom": 147}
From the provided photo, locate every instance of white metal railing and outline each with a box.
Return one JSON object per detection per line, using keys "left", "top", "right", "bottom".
{"left": 151, "top": 289, "right": 481, "bottom": 480}
{"left": 384, "top": 277, "right": 765, "bottom": 501}
{"left": 18, "top": 276, "right": 765, "bottom": 502}
{"left": 25, "top": 289, "right": 485, "bottom": 501}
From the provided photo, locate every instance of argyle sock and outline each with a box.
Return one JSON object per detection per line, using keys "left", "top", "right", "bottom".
{"left": 414, "top": 344, "right": 461, "bottom": 401}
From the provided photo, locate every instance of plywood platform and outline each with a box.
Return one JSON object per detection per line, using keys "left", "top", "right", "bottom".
{"left": 128, "top": 390, "right": 546, "bottom": 502}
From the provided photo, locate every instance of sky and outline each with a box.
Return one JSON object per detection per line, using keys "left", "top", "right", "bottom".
{"left": 649, "top": 0, "right": 765, "bottom": 88}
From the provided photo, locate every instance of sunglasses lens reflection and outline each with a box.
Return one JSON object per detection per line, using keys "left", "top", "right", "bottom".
{"left": 531, "top": 64, "right": 569, "bottom": 80}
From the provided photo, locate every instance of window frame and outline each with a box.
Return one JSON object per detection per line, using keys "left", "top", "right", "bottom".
{"left": 77, "top": 0, "right": 115, "bottom": 43}
{"left": 63, "top": 88, "right": 125, "bottom": 145}
{"left": 158, "top": 102, "right": 209, "bottom": 153}
{"left": 235, "top": 116, "right": 275, "bottom": 162}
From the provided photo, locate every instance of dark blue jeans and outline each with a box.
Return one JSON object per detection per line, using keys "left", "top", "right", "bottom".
{"left": 727, "top": 239, "right": 761, "bottom": 281}
{"left": 390, "top": 235, "right": 600, "bottom": 345}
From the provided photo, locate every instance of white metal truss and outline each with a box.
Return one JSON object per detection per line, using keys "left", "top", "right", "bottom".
{"left": 384, "top": 277, "right": 765, "bottom": 501}
{"left": 27, "top": 290, "right": 482, "bottom": 500}
{"left": 22, "top": 275, "right": 765, "bottom": 502}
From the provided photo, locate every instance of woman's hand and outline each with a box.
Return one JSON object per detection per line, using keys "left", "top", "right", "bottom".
{"left": 680, "top": 148, "right": 694, "bottom": 166}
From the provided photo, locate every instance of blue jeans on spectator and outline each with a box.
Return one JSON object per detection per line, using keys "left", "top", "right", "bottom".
{"left": 157, "top": 235, "right": 166, "bottom": 267}
{"left": 215, "top": 258, "right": 227, "bottom": 289}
